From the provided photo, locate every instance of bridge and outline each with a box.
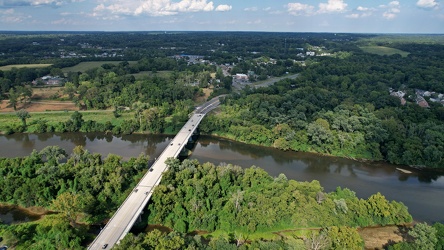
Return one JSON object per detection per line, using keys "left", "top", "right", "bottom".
{"left": 88, "top": 96, "right": 221, "bottom": 250}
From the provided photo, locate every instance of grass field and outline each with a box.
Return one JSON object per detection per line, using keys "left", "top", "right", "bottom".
{"left": 359, "top": 46, "right": 410, "bottom": 57}
{"left": 62, "top": 61, "right": 137, "bottom": 73}
{"left": 0, "top": 64, "right": 53, "bottom": 71}
{"left": 360, "top": 34, "right": 444, "bottom": 45}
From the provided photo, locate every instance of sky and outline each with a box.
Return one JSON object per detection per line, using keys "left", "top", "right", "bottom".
{"left": 0, "top": 0, "right": 443, "bottom": 33}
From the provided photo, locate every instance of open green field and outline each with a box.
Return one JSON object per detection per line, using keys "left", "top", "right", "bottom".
{"left": 0, "top": 64, "right": 52, "bottom": 71}
{"left": 360, "top": 34, "right": 444, "bottom": 45}
{"left": 359, "top": 46, "right": 410, "bottom": 57}
{"left": 62, "top": 61, "right": 137, "bottom": 73}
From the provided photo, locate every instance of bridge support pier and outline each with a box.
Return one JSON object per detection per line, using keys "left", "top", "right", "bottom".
{"left": 138, "top": 211, "right": 143, "bottom": 223}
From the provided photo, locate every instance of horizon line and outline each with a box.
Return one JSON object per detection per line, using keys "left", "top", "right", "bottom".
{"left": 0, "top": 30, "right": 444, "bottom": 35}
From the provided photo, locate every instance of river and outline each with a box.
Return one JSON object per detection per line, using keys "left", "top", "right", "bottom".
{"left": 0, "top": 133, "right": 443, "bottom": 224}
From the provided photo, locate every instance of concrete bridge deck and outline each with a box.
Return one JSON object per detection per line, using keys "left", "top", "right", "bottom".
{"left": 88, "top": 97, "right": 221, "bottom": 249}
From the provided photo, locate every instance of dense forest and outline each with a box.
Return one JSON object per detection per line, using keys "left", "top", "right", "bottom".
{"left": 0, "top": 149, "right": 421, "bottom": 249}
{"left": 200, "top": 44, "right": 444, "bottom": 168}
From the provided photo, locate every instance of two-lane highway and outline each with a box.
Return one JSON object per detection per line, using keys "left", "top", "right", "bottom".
{"left": 88, "top": 112, "right": 208, "bottom": 249}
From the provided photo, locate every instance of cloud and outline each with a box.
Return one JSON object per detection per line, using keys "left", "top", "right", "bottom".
{"left": 416, "top": 0, "right": 439, "bottom": 9}
{"left": 318, "top": 0, "right": 347, "bottom": 14}
{"left": 287, "top": 3, "right": 315, "bottom": 16}
{"left": 215, "top": 4, "right": 231, "bottom": 12}
{"left": 244, "top": 7, "right": 258, "bottom": 12}
{"left": 357, "top": 6, "right": 370, "bottom": 12}
{"left": 345, "top": 13, "right": 359, "bottom": 18}
{"left": 287, "top": 0, "right": 347, "bottom": 16}
{"left": 51, "top": 18, "right": 70, "bottom": 24}
{"left": 93, "top": 0, "right": 231, "bottom": 17}
{"left": 382, "top": 1, "right": 401, "bottom": 19}
{"left": 346, "top": 5, "right": 375, "bottom": 18}
{"left": 1, "top": 0, "right": 83, "bottom": 7}
{"left": 382, "top": 12, "right": 396, "bottom": 19}
{"left": 0, "top": 8, "right": 31, "bottom": 23}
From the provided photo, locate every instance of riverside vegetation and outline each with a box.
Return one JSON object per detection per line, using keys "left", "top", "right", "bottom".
{"left": 1, "top": 32, "right": 444, "bottom": 248}
{"left": 2, "top": 147, "right": 435, "bottom": 249}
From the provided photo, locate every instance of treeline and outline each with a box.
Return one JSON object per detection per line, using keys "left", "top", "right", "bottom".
{"left": 108, "top": 158, "right": 413, "bottom": 249}
{"left": 0, "top": 145, "right": 150, "bottom": 248}
{"left": 201, "top": 47, "right": 444, "bottom": 168}
{"left": 149, "top": 159, "right": 412, "bottom": 233}
{"left": 4, "top": 107, "right": 191, "bottom": 136}
{"left": 0, "top": 146, "right": 149, "bottom": 220}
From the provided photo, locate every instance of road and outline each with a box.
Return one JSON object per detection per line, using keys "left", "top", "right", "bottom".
{"left": 88, "top": 97, "right": 223, "bottom": 250}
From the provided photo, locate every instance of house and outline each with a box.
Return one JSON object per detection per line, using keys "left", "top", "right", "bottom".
{"left": 416, "top": 95, "right": 430, "bottom": 108}
{"left": 32, "top": 75, "right": 65, "bottom": 86}
{"left": 400, "top": 98, "right": 406, "bottom": 105}
{"left": 390, "top": 91, "right": 405, "bottom": 98}
{"left": 234, "top": 73, "right": 248, "bottom": 81}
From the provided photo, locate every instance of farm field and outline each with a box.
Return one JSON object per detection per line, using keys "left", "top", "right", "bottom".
{"left": 0, "top": 64, "right": 52, "bottom": 71}
{"left": 0, "top": 86, "right": 76, "bottom": 113}
{"left": 359, "top": 46, "right": 410, "bottom": 57}
{"left": 0, "top": 99, "right": 78, "bottom": 113}
{"left": 62, "top": 61, "right": 136, "bottom": 73}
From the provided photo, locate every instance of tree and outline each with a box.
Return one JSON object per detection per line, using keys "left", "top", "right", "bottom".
{"left": 50, "top": 67, "right": 64, "bottom": 77}
{"left": 326, "top": 226, "right": 364, "bottom": 250}
{"left": 8, "top": 88, "right": 19, "bottom": 110}
{"left": 16, "top": 109, "right": 30, "bottom": 127}
{"left": 66, "top": 111, "right": 84, "bottom": 132}
{"left": 230, "top": 189, "right": 244, "bottom": 212}
{"left": 305, "top": 231, "right": 331, "bottom": 250}
{"left": 63, "top": 82, "right": 76, "bottom": 99}
{"left": 21, "top": 85, "right": 33, "bottom": 103}
{"left": 51, "top": 192, "right": 83, "bottom": 226}
{"left": 409, "top": 222, "right": 437, "bottom": 250}
{"left": 307, "top": 118, "right": 333, "bottom": 151}
{"left": 433, "top": 222, "right": 444, "bottom": 250}
{"left": 40, "top": 146, "right": 67, "bottom": 165}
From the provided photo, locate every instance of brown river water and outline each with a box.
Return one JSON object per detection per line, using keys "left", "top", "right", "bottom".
{"left": 0, "top": 133, "right": 443, "bottom": 224}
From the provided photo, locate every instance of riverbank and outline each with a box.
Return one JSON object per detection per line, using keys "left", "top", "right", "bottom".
{"left": 202, "top": 132, "right": 444, "bottom": 175}
{"left": 143, "top": 222, "right": 412, "bottom": 249}
{"left": 0, "top": 203, "right": 49, "bottom": 224}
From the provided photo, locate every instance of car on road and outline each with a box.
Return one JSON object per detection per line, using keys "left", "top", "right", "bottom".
{"left": 102, "top": 244, "right": 108, "bottom": 249}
